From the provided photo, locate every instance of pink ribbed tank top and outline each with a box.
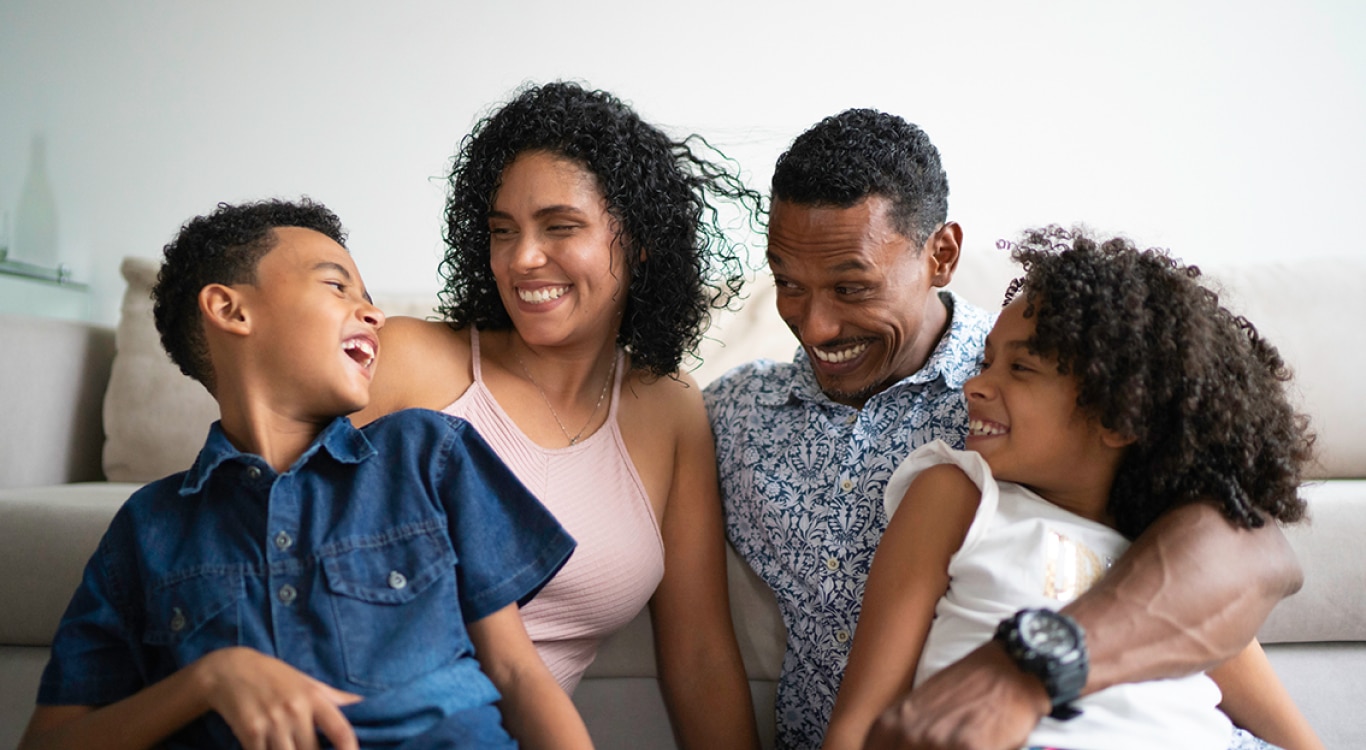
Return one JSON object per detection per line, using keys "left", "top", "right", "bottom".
{"left": 443, "top": 328, "right": 665, "bottom": 693}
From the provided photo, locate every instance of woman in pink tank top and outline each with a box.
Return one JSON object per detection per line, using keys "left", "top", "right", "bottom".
{"left": 354, "top": 82, "right": 764, "bottom": 749}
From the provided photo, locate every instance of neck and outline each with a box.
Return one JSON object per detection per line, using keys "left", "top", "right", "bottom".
{"left": 214, "top": 377, "right": 330, "bottom": 474}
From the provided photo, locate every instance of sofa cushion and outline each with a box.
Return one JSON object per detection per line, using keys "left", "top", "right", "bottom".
{"left": 101, "top": 257, "right": 220, "bottom": 482}
{"left": 101, "top": 256, "right": 441, "bottom": 483}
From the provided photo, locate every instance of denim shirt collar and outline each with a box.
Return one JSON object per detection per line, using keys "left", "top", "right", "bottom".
{"left": 179, "top": 415, "right": 376, "bottom": 496}
{"left": 760, "top": 290, "right": 990, "bottom": 408}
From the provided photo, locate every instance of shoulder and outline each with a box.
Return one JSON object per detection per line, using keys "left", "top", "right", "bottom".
{"left": 359, "top": 318, "right": 472, "bottom": 422}
{"left": 701, "top": 358, "right": 793, "bottom": 410}
{"left": 885, "top": 441, "right": 990, "bottom": 517}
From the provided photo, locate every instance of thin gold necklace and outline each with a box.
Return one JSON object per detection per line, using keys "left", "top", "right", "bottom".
{"left": 513, "top": 346, "right": 616, "bottom": 446}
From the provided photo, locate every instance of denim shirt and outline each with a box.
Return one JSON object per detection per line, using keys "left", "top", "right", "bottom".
{"left": 704, "top": 291, "right": 993, "bottom": 750}
{"left": 39, "top": 409, "right": 575, "bottom": 748}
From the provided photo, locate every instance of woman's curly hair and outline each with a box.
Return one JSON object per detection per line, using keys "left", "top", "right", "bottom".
{"left": 151, "top": 197, "right": 346, "bottom": 394}
{"left": 1002, "top": 226, "right": 1314, "bottom": 539}
{"left": 438, "top": 81, "right": 762, "bottom": 378}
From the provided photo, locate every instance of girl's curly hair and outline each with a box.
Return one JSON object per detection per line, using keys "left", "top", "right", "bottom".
{"left": 437, "top": 81, "right": 763, "bottom": 378}
{"left": 1003, "top": 226, "right": 1313, "bottom": 539}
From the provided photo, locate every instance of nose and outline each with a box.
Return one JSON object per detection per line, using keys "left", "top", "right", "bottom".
{"left": 360, "top": 299, "right": 385, "bottom": 329}
{"left": 506, "top": 232, "right": 548, "bottom": 274}
{"left": 784, "top": 293, "right": 842, "bottom": 347}
{"left": 964, "top": 369, "right": 991, "bottom": 402}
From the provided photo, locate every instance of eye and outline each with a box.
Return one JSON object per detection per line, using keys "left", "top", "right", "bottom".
{"left": 547, "top": 223, "right": 579, "bottom": 234}
{"left": 834, "top": 285, "right": 866, "bottom": 296}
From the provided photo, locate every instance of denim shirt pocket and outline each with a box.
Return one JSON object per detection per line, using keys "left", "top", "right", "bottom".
{"left": 143, "top": 570, "right": 244, "bottom": 669}
{"left": 321, "top": 525, "right": 462, "bottom": 690}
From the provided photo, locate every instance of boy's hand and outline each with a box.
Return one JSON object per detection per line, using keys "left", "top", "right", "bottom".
{"left": 196, "top": 647, "right": 362, "bottom": 750}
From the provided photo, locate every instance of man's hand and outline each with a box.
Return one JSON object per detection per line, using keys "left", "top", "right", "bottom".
{"left": 196, "top": 647, "right": 362, "bottom": 750}
{"left": 864, "top": 642, "right": 1049, "bottom": 750}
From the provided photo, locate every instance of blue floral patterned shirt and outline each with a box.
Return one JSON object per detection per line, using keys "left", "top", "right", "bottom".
{"left": 704, "top": 291, "right": 994, "bottom": 750}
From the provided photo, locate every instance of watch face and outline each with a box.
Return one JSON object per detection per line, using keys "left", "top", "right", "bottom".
{"left": 1020, "top": 611, "right": 1078, "bottom": 656}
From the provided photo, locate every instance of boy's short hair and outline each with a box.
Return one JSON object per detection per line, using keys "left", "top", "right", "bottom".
{"left": 151, "top": 198, "right": 347, "bottom": 393}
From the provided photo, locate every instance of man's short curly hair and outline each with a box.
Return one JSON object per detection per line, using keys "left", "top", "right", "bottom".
{"left": 1003, "top": 226, "right": 1313, "bottom": 539}
{"left": 151, "top": 198, "right": 347, "bottom": 393}
{"left": 438, "top": 81, "right": 761, "bottom": 378}
{"left": 771, "top": 108, "right": 949, "bottom": 247}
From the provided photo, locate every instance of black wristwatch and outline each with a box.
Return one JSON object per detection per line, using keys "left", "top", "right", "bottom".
{"left": 993, "top": 608, "right": 1089, "bottom": 720}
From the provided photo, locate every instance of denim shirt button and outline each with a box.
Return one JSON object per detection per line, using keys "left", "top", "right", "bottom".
{"left": 169, "top": 607, "right": 187, "bottom": 632}
{"left": 246, "top": 466, "right": 261, "bottom": 480}
{"left": 277, "top": 584, "right": 297, "bottom": 604}
{"left": 387, "top": 570, "right": 408, "bottom": 590}
{"left": 273, "top": 530, "right": 293, "bottom": 551}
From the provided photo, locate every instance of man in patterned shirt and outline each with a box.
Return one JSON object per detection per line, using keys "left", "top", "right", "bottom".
{"left": 704, "top": 109, "right": 1302, "bottom": 750}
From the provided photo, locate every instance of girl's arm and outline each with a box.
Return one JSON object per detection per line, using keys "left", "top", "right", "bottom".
{"left": 469, "top": 603, "right": 593, "bottom": 750}
{"left": 823, "top": 464, "right": 981, "bottom": 750}
{"left": 649, "top": 381, "right": 762, "bottom": 750}
{"left": 18, "top": 646, "right": 360, "bottom": 750}
{"left": 1209, "top": 639, "right": 1324, "bottom": 750}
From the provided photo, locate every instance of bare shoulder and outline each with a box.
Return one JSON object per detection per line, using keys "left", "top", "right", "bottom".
{"left": 620, "top": 368, "right": 708, "bottom": 434}
{"left": 356, "top": 317, "right": 473, "bottom": 424}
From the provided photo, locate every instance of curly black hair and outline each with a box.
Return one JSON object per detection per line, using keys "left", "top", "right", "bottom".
{"left": 151, "top": 198, "right": 347, "bottom": 393}
{"left": 771, "top": 108, "right": 949, "bottom": 246}
{"left": 1002, "top": 226, "right": 1313, "bottom": 539}
{"left": 437, "top": 81, "right": 762, "bottom": 378}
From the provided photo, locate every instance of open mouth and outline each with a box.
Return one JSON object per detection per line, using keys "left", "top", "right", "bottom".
{"left": 811, "top": 341, "right": 870, "bottom": 364}
{"left": 518, "top": 285, "right": 569, "bottom": 304}
{"left": 968, "top": 419, "right": 1007, "bottom": 437}
{"left": 343, "top": 337, "right": 377, "bottom": 370}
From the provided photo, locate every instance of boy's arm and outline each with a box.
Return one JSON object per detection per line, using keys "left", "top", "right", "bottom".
{"left": 865, "top": 501, "right": 1302, "bottom": 750}
{"left": 468, "top": 603, "right": 594, "bottom": 750}
{"left": 1210, "top": 639, "right": 1324, "bottom": 750}
{"left": 19, "top": 647, "right": 361, "bottom": 750}
{"left": 825, "top": 464, "right": 980, "bottom": 750}
{"left": 649, "top": 379, "right": 761, "bottom": 750}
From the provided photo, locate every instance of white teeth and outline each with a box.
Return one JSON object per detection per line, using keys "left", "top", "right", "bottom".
{"left": 812, "top": 342, "right": 869, "bottom": 364}
{"left": 518, "top": 286, "right": 569, "bottom": 304}
{"left": 969, "top": 419, "right": 1007, "bottom": 437}
{"left": 343, "top": 339, "right": 375, "bottom": 367}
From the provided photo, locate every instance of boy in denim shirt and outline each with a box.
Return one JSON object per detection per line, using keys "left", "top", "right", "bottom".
{"left": 20, "top": 199, "right": 592, "bottom": 750}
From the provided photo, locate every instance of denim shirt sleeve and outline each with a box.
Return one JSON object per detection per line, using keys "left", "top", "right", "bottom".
{"left": 37, "top": 508, "right": 146, "bottom": 706}
{"left": 436, "top": 419, "right": 576, "bottom": 623}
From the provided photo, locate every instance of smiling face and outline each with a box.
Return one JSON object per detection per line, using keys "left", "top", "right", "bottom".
{"left": 487, "top": 150, "right": 630, "bottom": 349}
{"left": 965, "top": 297, "right": 1126, "bottom": 519}
{"left": 235, "top": 227, "right": 385, "bottom": 420}
{"left": 767, "top": 196, "right": 954, "bottom": 407}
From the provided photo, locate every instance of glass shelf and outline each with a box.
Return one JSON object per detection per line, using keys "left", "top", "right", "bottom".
{"left": 0, "top": 254, "right": 89, "bottom": 291}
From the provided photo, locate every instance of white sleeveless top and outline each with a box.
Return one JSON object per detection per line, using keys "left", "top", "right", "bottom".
{"left": 884, "top": 441, "right": 1233, "bottom": 750}
{"left": 443, "top": 328, "right": 665, "bottom": 693}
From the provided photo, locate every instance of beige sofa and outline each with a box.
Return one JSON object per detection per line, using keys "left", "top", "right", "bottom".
{"left": 3, "top": 248, "right": 1364, "bottom": 748}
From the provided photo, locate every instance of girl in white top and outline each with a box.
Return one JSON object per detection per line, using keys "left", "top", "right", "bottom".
{"left": 824, "top": 226, "right": 1322, "bottom": 750}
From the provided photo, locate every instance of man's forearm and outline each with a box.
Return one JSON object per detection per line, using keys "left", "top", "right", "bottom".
{"left": 1063, "top": 501, "right": 1302, "bottom": 694}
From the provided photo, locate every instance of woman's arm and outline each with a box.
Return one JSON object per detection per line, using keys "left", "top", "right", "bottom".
{"left": 647, "top": 378, "right": 761, "bottom": 750}
{"left": 1210, "top": 639, "right": 1323, "bottom": 750}
{"left": 865, "top": 501, "right": 1303, "bottom": 749}
{"left": 468, "top": 604, "right": 593, "bottom": 750}
{"left": 824, "top": 464, "right": 980, "bottom": 750}
{"left": 19, "top": 647, "right": 360, "bottom": 750}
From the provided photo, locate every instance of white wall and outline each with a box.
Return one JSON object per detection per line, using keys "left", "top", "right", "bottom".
{"left": 2, "top": 0, "right": 1363, "bottom": 325}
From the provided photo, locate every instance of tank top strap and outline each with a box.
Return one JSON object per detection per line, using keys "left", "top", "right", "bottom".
{"left": 468, "top": 326, "right": 485, "bottom": 383}
{"left": 606, "top": 348, "right": 627, "bottom": 419}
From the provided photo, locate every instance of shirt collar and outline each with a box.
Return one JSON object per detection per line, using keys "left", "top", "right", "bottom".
{"left": 761, "top": 290, "right": 992, "bottom": 408}
{"left": 179, "top": 415, "right": 376, "bottom": 495}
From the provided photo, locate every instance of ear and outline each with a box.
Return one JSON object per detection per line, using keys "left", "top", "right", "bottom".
{"left": 198, "top": 283, "right": 251, "bottom": 336}
{"left": 926, "top": 221, "right": 962, "bottom": 288}
{"left": 1100, "top": 426, "right": 1138, "bottom": 450}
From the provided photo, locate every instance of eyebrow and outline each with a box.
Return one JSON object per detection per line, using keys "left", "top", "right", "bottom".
{"left": 488, "top": 204, "right": 588, "bottom": 221}
{"left": 765, "top": 253, "right": 871, "bottom": 275}
{"left": 315, "top": 261, "right": 372, "bottom": 303}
